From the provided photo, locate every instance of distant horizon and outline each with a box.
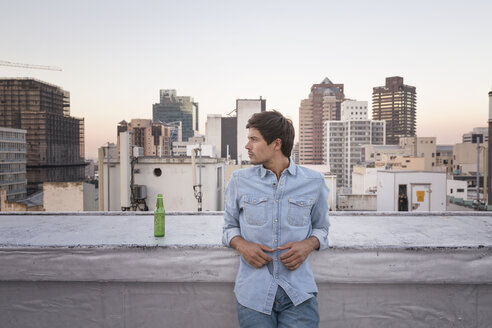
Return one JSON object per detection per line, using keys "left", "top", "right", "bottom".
{"left": 1, "top": 0, "right": 491, "bottom": 159}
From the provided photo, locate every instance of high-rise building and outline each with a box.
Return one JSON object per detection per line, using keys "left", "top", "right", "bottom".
{"left": 236, "top": 98, "right": 266, "bottom": 164}
{"left": 0, "top": 127, "right": 27, "bottom": 200}
{"left": 372, "top": 77, "right": 416, "bottom": 145}
{"left": 299, "top": 78, "right": 344, "bottom": 164}
{"left": 324, "top": 100, "right": 385, "bottom": 188}
{"left": 152, "top": 89, "right": 198, "bottom": 142}
{"left": 0, "top": 79, "right": 85, "bottom": 193}
{"left": 117, "top": 119, "right": 171, "bottom": 157}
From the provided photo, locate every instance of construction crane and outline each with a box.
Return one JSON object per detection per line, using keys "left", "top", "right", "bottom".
{"left": 0, "top": 60, "right": 62, "bottom": 71}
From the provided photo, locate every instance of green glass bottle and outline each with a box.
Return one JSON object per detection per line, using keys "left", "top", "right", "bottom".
{"left": 154, "top": 194, "right": 165, "bottom": 237}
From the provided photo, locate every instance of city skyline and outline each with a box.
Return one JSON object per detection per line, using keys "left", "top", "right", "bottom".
{"left": 1, "top": 0, "right": 491, "bottom": 159}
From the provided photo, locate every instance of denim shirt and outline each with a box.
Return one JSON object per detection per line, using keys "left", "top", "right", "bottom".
{"left": 222, "top": 160, "right": 330, "bottom": 315}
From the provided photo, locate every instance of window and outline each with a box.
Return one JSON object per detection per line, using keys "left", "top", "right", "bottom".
{"left": 457, "top": 188, "right": 465, "bottom": 192}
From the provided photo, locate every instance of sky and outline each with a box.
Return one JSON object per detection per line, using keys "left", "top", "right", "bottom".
{"left": 1, "top": 0, "right": 491, "bottom": 159}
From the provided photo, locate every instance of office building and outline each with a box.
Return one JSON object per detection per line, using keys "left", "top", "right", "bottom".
{"left": 324, "top": 100, "right": 385, "bottom": 188}
{"left": 299, "top": 78, "right": 344, "bottom": 164}
{"left": 117, "top": 119, "right": 171, "bottom": 157}
{"left": 0, "top": 79, "right": 85, "bottom": 193}
{"left": 0, "top": 127, "right": 27, "bottom": 200}
{"left": 463, "top": 127, "right": 488, "bottom": 143}
{"left": 372, "top": 77, "right": 416, "bottom": 145}
{"left": 152, "top": 89, "right": 198, "bottom": 142}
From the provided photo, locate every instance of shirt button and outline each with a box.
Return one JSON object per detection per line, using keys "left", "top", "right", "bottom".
{"left": 275, "top": 275, "right": 279, "bottom": 279}
{"left": 274, "top": 219, "right": 278, "bottom": 222}
{"left": 275, "top": 199, "right": 278, "bottom": 202}
{"left": 274, "top": 239, "right": 277, "bottom": 243}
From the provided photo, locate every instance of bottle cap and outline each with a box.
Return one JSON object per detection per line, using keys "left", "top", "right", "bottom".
{"left": 157, "top": 194, "right": 163, "bottom": 198}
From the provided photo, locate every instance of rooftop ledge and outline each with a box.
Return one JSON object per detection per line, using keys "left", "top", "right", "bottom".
{"left": 1, "top": 212, "right": 492, "bottom": 327}
{"left": 1, "top": 211, "right": 491, "bottom": 284}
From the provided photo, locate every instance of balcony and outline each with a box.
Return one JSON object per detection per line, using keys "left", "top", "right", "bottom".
{"left": 0, "top": 211, "right": 491, "bottom": 328}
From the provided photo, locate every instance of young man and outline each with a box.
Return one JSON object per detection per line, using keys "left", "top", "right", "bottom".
{"left": 222, "top": 110, "right": 330, "bottom": 328}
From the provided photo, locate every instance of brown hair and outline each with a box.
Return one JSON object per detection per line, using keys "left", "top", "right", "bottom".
{"left": 246, "top": 110, "right": 295, "bottom": 158}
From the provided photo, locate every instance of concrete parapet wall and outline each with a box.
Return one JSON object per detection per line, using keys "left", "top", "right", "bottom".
{"left": 0, "top": 212, "right": 491, "bottom": 327}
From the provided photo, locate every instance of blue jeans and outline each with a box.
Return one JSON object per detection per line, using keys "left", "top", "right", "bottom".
{"left": 236, "top": 287, "right": 319, "bottom": 328}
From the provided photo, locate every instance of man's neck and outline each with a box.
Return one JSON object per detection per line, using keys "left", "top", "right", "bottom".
{"left": 263, "top": 156, "right": 290, "bottom": 181}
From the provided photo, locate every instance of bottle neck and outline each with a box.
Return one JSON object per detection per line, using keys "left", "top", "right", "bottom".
{"left": 156, "top": 197, "right": 164, "bottom": 208}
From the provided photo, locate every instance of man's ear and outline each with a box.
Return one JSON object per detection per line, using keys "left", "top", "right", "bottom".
{"left": 275, "top": 138, "right": 282, "bottom": 151}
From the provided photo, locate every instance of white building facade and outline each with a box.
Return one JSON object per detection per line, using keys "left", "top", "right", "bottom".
{"left": 377, "top": 171, "right": 446, "bottom": 212}
{"left": 205, "top": 114, "right": 222, "bottom": 157}
{"left": 236, "top": 98, "right": 265, "bottom": 164}
{"left": 98, "top": 137, "right": 226, "bottom": 212}
{"left": 324, "top": 100, "right": 385, "bottom": 189}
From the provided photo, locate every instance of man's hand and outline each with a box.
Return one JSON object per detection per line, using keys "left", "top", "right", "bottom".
{"left": 278, "top": 236, "right": 319, "bottom": 270}
{"left": 230, "top": 236, "right": 274, "bottom": 268}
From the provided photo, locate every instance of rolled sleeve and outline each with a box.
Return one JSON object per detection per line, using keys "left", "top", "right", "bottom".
{"left": 309, "top": 176, "right": 330, "bottom": 250}
{"left": 222, "top": 174, "right": 241, "bottom": 247}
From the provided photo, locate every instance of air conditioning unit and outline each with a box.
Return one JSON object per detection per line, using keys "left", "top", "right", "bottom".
{"left": 133, "top": 147, "right": 144, "bottom": 158}
{"left": 132, "top": 185, "right": 147, "bottom": 200}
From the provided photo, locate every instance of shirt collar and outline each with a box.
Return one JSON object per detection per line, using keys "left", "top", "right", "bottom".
{"left": 259, "top": 159, "right": 297, "bottom": 178}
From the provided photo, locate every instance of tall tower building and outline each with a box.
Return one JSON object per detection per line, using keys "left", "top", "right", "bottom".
{"left": 0, "top": 78, "right": 85, "bottom": 194}
{"left": 299, "top": 78, "right": 344, "bottom": 164}
{"left": 324, "top": 100, "right": 385, "bottom": 188}
{"left": 372, "top": 76, "right": 416, "bottom": 145}
{"left": 152, "top": 89, "right": 198, "bottom": 142}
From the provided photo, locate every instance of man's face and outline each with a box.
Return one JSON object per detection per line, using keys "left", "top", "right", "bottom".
{"left": 245, "top": 128, "right": 276, "bottom": 165}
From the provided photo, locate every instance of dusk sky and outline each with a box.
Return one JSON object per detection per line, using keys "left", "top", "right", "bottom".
{"left": 1, "top": 0, "right": 491, "bottom": 159}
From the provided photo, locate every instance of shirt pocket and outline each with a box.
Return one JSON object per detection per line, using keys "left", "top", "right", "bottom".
{"left": 287, "top": 198, "right": 314, "bottom": 227}
{"left": 241, "top": 195, "right": 269, "bottom": 226}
